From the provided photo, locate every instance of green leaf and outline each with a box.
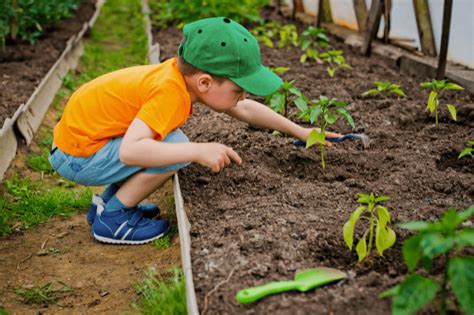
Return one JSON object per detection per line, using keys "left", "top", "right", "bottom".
{"left": 356, "top": 233, "right": 367, "bottom": 262}
{"left": 402, "top": 235, "right": 422, "bottom": 272}
{"left": 446, "top": 104, "right": 457, "bottom": 121}
{"left": 309, "top": 106, "right": 321, "bottom": 124}
{"left": 458, "top": 204, "right": 474, "bottom": 221}
{"left": 391, "top": 274, "right": 439, "bottom": 315}
{"left": 289, "top": 86, "right": 302, "bottom": 97}
{"left": 343, "top": 206, "right": 366, "bottom": 250}
{"left": 455, "top": 228, "right": 474, "bottom": 247}
{"left": 294, "top": 98, "right": 308, "bottom": 112}
{"left": 420, "top": 233, "right": 454, "bottom": 258}
{"left": 335, "top": 108, "right": 355, "bottom": 129}
{"left": 399, "top": 221, "right": 430, "bottom": 231}
{"left": 357, "top": 193, "right": 371, "bottom": 204}
{"left": 448, "top": 256, "right": 474, "bottom": 314}
{"left": 262, "top": 36, "right": 273, "bottom": 48}
{"left": 306, "top": 129, "right": 325, "bottom": 148}
{"left": 327, "top": 67, "right": 335, "bottom": 77}
{"left": 392, "top": 88, "right": 406, "bottom": 97}
{"left": 427, "top": 91, "right": 438, "bottom": 112}
{"left": 299, "top": 54, "right": 308, "bottom": 63}
{"left": 444, "top": 82, "right": 464, "bottom": 91}
{"left": 375, "top": 195, "right": 390, "bottom": 203}
{"left": 377, "top": 206, "right": 391, "bottom": 227}
{"left": 362, "top": 88, "right": 379, "bottom": 97}
{"left": 376, "top": 223, "right": 388, "bottom": 256}
{"left": 326, "top": 113, "right": 337, "bottom": 124}
{"left": 420, "top": 81, "right": 433, "bottom": 88}
{"left": 459, "top": 147, "right": 473, "bottom": 158}
{"left": 379, "top": 284, "right": 400, "bottom": 299}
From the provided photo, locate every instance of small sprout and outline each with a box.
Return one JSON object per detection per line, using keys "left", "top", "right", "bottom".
{"left": 251, "top": 22, "right": 281, "bottom": 48}
{"left": 343, "top": 193, "right": 396, "bottom": 263}
{"left": 362, "top": 81, "right": 406, "bottom": 98}
{"left": 265, "top": 80, "right": 303, "bottom": 117}
{"left": 420, "top": 79, "right": 464, "bottom": 126}
{"left": 303, "top": 96, "right": 354, "bottom": 169}
{"left": 459, "top": 140, "right": 474, "bottom": 159}
{"left": 299, "top": 26, "right": 330, "bottom": 63}
{"left": 381, "top": 205, "right": 474, "bottom": 315}
{"left": 278, "top": 24, "right": 299, "bottom": 49}
{"left": 319, "top": 50, "right": 351, "bottom": 77}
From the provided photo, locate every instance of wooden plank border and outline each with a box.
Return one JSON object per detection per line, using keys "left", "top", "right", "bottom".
{"left": 413, "top": 0, "right": 437, "bottom": 57}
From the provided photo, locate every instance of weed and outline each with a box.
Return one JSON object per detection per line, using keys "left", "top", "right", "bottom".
{"left": 420, "top": 79, "right": 464, "bottom": 126}
{"left": 13, "top": 281, "right": 74, "bottom": 305}
{"left": 153, "top": 224, "right": 177, "bottom": 250}
{"left": 134, "top": 268, "right": 186, "bottom": 315}
{"left": 343, "top": 193, "right": 396, "bottom": 262}
{"left": 380, "top": 205, "right": 474, "bottom": 315}
{"left": 458, "top": 140, "right": 473, "bottom": 159}
{"left": 303, "top": 96, "right": 354, "bottom": 169}
{"left": 319, "top": 50, "right": 351, "bottom": 77}
{"left": 0, "top": 198, "right": 12, "bottom": 234}
{"left": 27, "top": 150, "right": 53, "bottom": 173}
{"left": 362, "top": 81, "right": 406, "bottom": 98}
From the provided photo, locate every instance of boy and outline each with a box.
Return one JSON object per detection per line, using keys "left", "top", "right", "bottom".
{"left": 49, "top": 17, "right": 341, "bottom": 245}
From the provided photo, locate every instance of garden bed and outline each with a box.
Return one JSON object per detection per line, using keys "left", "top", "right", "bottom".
{"left": 153, "top": 8, "right": 473, "bottom": 314}
{"left": 0, "top": 0, "right": 97, "bottom": 128}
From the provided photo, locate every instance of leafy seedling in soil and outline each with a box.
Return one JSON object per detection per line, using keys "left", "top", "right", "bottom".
{"left": 13, "top": 281, "right": 74, "bottom": 306}
{"left": 343, "top": 193, "right": 396, "bottom": 263}
{"left": 380, "top": 205, "right": 474, "bottom": 315}
{"left": 319, "top": 50, "right": 351, "bottom": 77}
{"left": 265, "top": 80, "right": 303, "bottom": 117}
{"left": 362, "top": 81, "right": 406, "bottom": 98}
{"left": 303, "top": 96, "right": 355, "bottom": 169}
{"left": 299, "top": 26, "right": 330, "bottom": 63}
{"left": 458, "top": 140, "right": 473, "bottom": 159}
{"left": 251, "top": 21, "right": 281, "bottom": 48}
{"left": 420, "top": 79, "right": 464, "bottom": 126}
{"left": 278, "top": 24, "right": 299, "bottom": 49}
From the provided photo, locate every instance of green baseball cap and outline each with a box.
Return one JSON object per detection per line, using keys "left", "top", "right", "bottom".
{"left": 178, "top": 17, "right": 282, "bottom": 96}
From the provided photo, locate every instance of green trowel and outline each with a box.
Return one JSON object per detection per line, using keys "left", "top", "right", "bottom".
{"left": 235, "top": 267, "right": 347, "bottom": 304}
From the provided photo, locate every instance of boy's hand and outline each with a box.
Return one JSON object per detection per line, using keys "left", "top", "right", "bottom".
{"left": 195, "top": 143, "right": 242, "bottom": 172}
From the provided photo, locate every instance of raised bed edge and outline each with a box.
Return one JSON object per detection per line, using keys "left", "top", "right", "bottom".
{"left": 0, "top": 0, "right": 105, "bottom": 182}
{"left": 142, "top": 1, "right": 199, "bottom": 314}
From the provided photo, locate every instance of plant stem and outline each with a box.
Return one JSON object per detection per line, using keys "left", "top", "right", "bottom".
{"left": 440, "top": 252, "right": 450, "bottom": 315}
{"left": 367, "top": 213, "right": 374, "bottom": 256}
{"left": 320, "top": 143, "right": 325, "bottom": 169}
{"left": 284, "top": 90, "right": 288, "bottom": 117}
{"left": 435, "top": 108, "right": 439, "bottom": 126}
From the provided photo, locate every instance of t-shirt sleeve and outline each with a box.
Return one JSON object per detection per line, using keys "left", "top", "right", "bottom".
{"left": 135, "top": 83, "right": 188, "bottom": 141}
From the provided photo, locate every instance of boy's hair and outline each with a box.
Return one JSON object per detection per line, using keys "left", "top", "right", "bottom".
{"left": 177, "top": 55, "right": 226, "bottom": 84}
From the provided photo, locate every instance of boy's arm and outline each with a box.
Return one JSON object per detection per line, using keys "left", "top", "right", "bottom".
{"left": 225, "top": 99, "right": 342, "bottom": 141}
{"left": 120, "top": 118, "right": 241, "bottom": 172}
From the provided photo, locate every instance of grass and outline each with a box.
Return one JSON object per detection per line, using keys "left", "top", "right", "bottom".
{"left": 134, "top": 268, "right": 186, "bottom": 315}
{"left": 13, "top": 281, "right": 74, "bottom": 306}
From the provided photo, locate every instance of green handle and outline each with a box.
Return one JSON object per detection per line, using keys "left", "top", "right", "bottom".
{"left": 235, "top": 281, "right": 298, "bottom": 304}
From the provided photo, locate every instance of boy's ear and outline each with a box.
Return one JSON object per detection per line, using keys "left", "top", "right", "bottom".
{"left": 196, "top": 73, "right": 212, "bottom": 93}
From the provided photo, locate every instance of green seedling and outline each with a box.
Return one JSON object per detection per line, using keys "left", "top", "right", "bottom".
{"left": 343, "top": 193, "right": 396, "bottom": 262}
{"left": 362, "top": 81, "right": 406, "bottom": 98}
{"left": 278, "top": 24, "right": 299, "bottom": 49}
{"left": 303, "top": 96, "right": 354, "bottom": 169}
{"left": 299, "top": 26, "right": 330, "bottom": 63}
{"left": 380, "top": 205, "right": 474, "bottom": 315}
{"left": 13, "top": 281, "right": 74, "bottom": 305}
{"left": 458, "top": 140, "right": 473, "bottom": 159}
{"left": 319, "top": 50, "right": 351, "bottom": 77}
{"left": 251, "top": 21, "right": 281, "bottom": 48}
{"left": 269, "top": 66, "right": 289, "bottom": 75}
{"left": 265, "top": 80, "right": 303, "bottom": 117}
{"left": 420, "top": 79, "right": 464, "bottom": 126}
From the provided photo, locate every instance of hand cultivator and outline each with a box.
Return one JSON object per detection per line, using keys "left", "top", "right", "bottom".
{"left": 294, "top": 133, "right": 370, "bottom": 149}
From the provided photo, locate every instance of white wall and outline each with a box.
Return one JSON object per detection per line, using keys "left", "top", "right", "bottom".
{"left": 289, "top": 0, "right": 474, "bottom": 68}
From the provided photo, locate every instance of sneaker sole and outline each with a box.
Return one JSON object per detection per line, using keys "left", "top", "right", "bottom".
{"left": 93, "top": 230, "right": 167, "bottom": 245}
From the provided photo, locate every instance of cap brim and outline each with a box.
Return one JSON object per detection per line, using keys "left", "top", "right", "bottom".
{"left": 230, "top": 66, "right": 283, "bottom": 97}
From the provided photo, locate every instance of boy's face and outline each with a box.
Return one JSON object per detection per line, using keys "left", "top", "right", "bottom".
{"left": 195, "top": 75, "right": 247, "bottom": 112}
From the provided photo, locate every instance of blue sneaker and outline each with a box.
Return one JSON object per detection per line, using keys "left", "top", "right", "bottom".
{"left": 86, "top": 194, "right": 160, "bottom": 225}
{"left": 92, "top": 205, "right": 169, "bottom": 244}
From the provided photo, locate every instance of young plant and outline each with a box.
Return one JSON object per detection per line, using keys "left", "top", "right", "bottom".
{"left": 362, "top": 81, "right": 406, "bottom": 98}
{"left": 420, "top": 79, "right": 464, "bottom": 126}
{"left": 278, "top": 24, "right": 299, "bottom": 49}
{"left": 343, "top": 193, "right": 396, "bottom": 262}
{"left": 319, "top": 50, "right": 351, "bottom": 77}
{"left": 251, "top": 21, "right": 281, "bottom": 48}
{"left": 380, "top": 205, "right": 474, "bottom": 315}
{"left": 299, "top": 26, "right": 330, "bottom": 63}
{"left": 13, "top": 281, "right": 74, "bottom": 305}
{"left": 265, "top": 80, "right": 302, "bottom": 117}
{"left": 304, "top": 96, "right": 354, "bottom": 169}
{"left": 458, "top": 140, "right": 473, "bottom": 159}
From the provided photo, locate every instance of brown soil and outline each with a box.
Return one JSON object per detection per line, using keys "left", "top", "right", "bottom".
{"left": 0, "top": 0, "right": 96, "bottom": 127}
{"left": 152, "top": 8, "right": 474, "bottom": 315}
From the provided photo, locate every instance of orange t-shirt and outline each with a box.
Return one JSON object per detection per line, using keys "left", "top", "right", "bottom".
{"left": 53, "top": 58, "right": 192, "bottom": 157}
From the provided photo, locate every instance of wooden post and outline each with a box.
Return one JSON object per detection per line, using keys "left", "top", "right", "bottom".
{"left": 361, "top": 0, "right": 384, "bottom": 56}
{"left": 413, "top": 0, "right": 437, "bottom": 57}
{"left": 316, "top": 0, "right": 333, "bottom": 27}
{"left": 382, "top": 0, "right": 391, "bottom": 43}
{"left": 437, "top": 0, "right": 453, "bottom": 79}
{"left": 353, "top": 0, "right": 368, "bottom": 32}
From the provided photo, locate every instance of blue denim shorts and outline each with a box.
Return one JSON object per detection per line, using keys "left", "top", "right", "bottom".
{"left": 48, "top": 129, "right": 190, "bottom": 186}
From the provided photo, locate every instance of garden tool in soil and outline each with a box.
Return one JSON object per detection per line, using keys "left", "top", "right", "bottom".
{"left": 293, "top": 133, "right": 370, "bottom": 149}
{"left": 235, "top": 267, "right": 347, "bottom": 304}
